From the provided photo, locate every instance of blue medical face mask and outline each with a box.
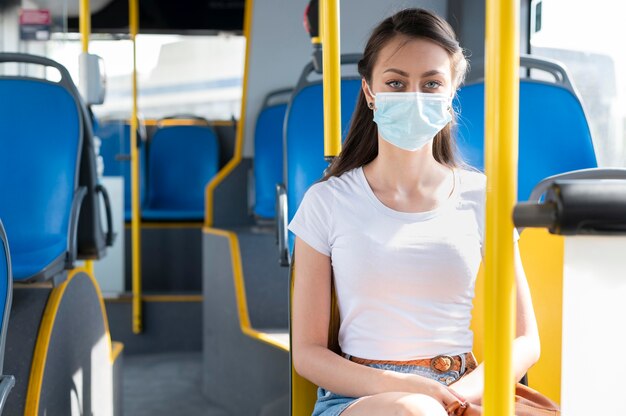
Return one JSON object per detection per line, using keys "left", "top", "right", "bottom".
{"left": 368, "top": 85, "right": 453, "bottom": 151}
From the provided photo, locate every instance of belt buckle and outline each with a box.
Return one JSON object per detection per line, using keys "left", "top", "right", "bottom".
{"left": 430, "top": 354, "right": 455, "bottom": 373}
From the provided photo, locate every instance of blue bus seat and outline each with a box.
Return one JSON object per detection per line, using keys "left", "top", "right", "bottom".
{"left": 96, "top": 119, "right": 147, "bottom": 221}
{"left": 0, "top": 221, "right": 15, "bottom": 409}
{"left": 253, "top": 89, "right": 292, "bottom": 220}
{"left": 455, "top": 56, "right": 597, "bottom": 201}
{"left": 285, "top": 78, "right": 362, "bottom": 254}
{"left": 142, "top": 125, "right": 220, "bottom": 221}
{"left": 285, "top": 79, "right": 362, "bottom": 220}
{"left": 0, "top": 53, "right": 86, "bottom": 282}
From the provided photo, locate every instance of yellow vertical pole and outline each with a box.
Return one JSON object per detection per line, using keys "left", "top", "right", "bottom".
{"left": 483, "top": 0, "right": 519, "bottom": 415}
{"left": 203, "top": 0, "right": 252, "bottom": 227}
{"left": 233, "top": 0, "right": 253, "bottom": 164}
{"left": 80, "top": 0, "right": 94, "bottom": 275}
{"left": 321, "top": 0, "right": 341, "bottom": 158}
{"left": 79, "top": 0, "right": 90, "bottom": 53}
{"left": 129, "top": 0, "right": 142, "bottom": 334}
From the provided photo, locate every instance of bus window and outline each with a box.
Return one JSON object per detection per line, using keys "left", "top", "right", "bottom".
{"left": 530, "top": 0, "right": 626, "bottom": 167}
{"left": 45, "top": 34, "right": 245, "bottom": 121}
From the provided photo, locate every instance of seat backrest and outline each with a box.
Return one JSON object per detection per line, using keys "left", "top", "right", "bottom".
{"left": 253, "top": 89, "right": 292, "bottom": 219}
{"left": 96, "top": 119, "right": 147, "bottom": 220}
{"left": 0, "top": 221, "right": 13, "bottom": 374}
{"left": 285, "top": 78, "right": 362, "bottom": 250}
{"left": 143, "top": 124, "right": 219, "bottom": 220}
{"left": 0, "top": 53, "right": 83, "bottom": 281}
{"left": 455, "top": 56, "right": 597, "bottom": 201}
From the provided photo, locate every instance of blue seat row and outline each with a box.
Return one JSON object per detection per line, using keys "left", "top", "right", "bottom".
{"left": 96, "top": 120, "right": 220, "bottom": 221}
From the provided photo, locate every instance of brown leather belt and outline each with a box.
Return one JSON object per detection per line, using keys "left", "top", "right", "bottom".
{"left": 349, "top": 352, "right": 477, "bottom": 373}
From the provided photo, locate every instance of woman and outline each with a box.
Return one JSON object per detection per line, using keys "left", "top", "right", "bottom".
{"left": 289, "top": 8, "right": 540, "bottom": 416}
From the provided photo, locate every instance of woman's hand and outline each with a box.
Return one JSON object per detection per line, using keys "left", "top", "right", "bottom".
{"left": 403, "top": 373, "right": 466, "bottom": 408}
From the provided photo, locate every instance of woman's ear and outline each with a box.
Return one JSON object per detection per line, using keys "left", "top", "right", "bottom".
{"left": 362, "top": 78, "right": 375, "bottom": 110}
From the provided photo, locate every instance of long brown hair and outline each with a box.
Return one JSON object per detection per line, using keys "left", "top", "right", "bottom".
{"left": 324, "top": 8, "right": 468, "bottom": 179}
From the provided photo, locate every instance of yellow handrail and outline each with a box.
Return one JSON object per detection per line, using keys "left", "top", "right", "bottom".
{"left": 203, "top": 0, "right": 252, "bottom": 227}
{"left": 129, "top": 0, "right": 143, "bottom": 334}
{"left": 321, "top": 0, "right": 341, "bottom": 158}
{"left": 483, "top": 0, "right": 519, "bottom": 415}
{"left": 79, "top": 0, "right": 95, "bottom": 275}
{"left": 79, "top": 0, "right": 90, "bottom": 53}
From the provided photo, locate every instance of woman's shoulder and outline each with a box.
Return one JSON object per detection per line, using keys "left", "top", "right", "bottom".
{"left": 457, "top": 168, "right": 486, "bottom": 188}
{"left": 300, "top": 168, "right": 362, "bottom": 210}
{"left": 308, "top": 168, "right": 361, "bottom": 195}
{"left": 456, "top": 168, "right": 486, "bottom": 200}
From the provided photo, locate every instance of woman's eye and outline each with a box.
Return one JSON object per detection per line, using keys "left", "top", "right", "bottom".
{"left": 424, "top": 80, "right": 443, "bottom": 90}
{"left": 386, "top": 80, "right": 404, "bottom": 89}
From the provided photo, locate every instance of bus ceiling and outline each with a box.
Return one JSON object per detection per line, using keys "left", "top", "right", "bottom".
{"left": 48, "top": 0, "right": 244, "bottom": 34}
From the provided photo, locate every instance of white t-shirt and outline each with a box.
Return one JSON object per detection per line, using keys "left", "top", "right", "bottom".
{"left": 288, "top": 166, "right": 487, "bottom": 360}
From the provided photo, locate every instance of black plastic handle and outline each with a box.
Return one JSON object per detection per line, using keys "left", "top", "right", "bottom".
{"left": 514, "top": 179, "right": 626, "bottom": 235}
{"left": 96, "top": 184, "right": 116, "bottom": 246}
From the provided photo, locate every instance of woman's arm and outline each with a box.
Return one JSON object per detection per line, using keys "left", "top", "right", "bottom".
{"left": 292, "top": 237, "right": 464, "bottom": 406}
{"left": 449, "top": 242, "right": 541, "bottom": 403}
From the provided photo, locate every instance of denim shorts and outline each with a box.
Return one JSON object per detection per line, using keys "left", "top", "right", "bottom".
{"left": 311, "top": 355, "right": 471, "bottom": 416}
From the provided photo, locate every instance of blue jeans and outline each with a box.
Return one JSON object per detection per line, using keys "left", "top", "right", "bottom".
{"left": 311, "top": 357, "right": 470, "bottom": 416}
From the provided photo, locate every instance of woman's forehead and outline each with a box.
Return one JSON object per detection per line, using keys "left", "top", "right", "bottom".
{"left": 373, "top": 36, "right": 452, "bottom": 78}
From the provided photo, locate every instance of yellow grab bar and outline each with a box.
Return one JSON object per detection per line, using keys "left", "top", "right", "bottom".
{"left": 129, "top": 0, "right": 143, "bottom": 334}
{"left": 321, "top": 0, "right": 342, "bottom": 158}
{"left": 483, "top": 0, "right": 519, "bottom": 415}
{"left": 79, "top": 0, "right": 90, "bottom": 53}
{"left": 79, "top": 0, "right": 93, "bottom": 275}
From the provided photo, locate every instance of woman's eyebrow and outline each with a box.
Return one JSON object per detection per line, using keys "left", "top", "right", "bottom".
{"left": 421, "top": 69, "right": 446, "bottom": 77}
{"left": 382, "top": 68, "right": 446, "bottom": 78}
{"left": 382, "top": 68, "right": 410, "bottom": 77}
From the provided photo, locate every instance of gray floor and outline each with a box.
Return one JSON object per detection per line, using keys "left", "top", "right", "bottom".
{"left": 123, "top": 352, "right": 228, "bottom": 416}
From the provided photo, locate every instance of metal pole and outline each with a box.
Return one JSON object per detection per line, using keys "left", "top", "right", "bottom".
{"left": 483, "top": 0, "right": 519, "bottom": 414}
{"left": 321, "top": 0, "right": 341, "bottom": 158}
{"left": 129, "top": 0, "right": 142, "bottom": 334}
{"left": 79, "top": 0, "right": 95, "bottom": 276}
{"left": 79, "top": 0, "right": 90, "bottom": 53}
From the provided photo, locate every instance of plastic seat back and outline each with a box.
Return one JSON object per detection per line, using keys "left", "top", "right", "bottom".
{"left": 0, "top": 53, "right": 85, "bottom": 281}
{"left": 142, "top": 124, "right": 219, "bottom": 220}
{"left": 96, "top": 120, "right": 147, "bottom": 221}
{"left": 253, "top": 89, "right": 292, "bottom": 219}
{"left": 455, "top": 56, "right": 597, "bottom": 201}
{"left": 285, "top": 75, "right": 362, "bottom": 251}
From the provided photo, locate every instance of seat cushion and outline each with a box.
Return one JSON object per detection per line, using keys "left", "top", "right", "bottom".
{"left": 10, "top": 235, "right": 66, "bottom": 281}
